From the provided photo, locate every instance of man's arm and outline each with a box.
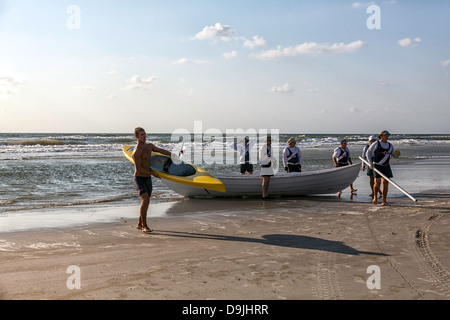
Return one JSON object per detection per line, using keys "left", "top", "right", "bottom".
{"left": 151, "top": 144, "right": 171, "bottom": 156}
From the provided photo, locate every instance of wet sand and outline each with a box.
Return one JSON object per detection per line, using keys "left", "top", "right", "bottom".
{"left": 1, "top": 191, "right": 450, "bottom": 300}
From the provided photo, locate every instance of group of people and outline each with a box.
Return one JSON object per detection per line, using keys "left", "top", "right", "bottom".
{"left": 232, "top": 130, "right": 396, "bottom": 205}
{"left": 131, "top": 126, "right": 396, "bottom": 233}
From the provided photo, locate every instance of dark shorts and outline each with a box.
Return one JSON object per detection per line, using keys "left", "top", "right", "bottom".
{"left": 134, "top": 176, "right": 153, "bottom": 197}
{"left": 287, "top": 164, "right": 302, "bottom": 173}
{"left": 374, "top": 165, "right": 393, "bottom": 179}
{"left": 240, "top": 163, "right": 254, "bottom": 174}
{"left": 366, "top": 167, "right": 374, "bottom": 176}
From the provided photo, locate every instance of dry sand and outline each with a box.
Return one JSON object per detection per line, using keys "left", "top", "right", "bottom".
{"left": 1, "top": 191, "right": 450, "bottom": 300}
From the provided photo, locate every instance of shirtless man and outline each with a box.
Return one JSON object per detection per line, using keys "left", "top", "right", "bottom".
{"left": 132, "top": 127, "right": 171, "bottom": 233}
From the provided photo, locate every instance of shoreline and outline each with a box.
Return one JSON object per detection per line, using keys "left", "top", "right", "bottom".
{"left": 1, "top": 189, "right": 449, "bottom": 300}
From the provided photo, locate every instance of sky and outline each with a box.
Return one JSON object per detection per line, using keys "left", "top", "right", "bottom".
{"left": 0, "top": 0, "right": 449, "bottom": 134}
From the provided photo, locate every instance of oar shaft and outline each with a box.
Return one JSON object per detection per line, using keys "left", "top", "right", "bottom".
{"left": 359, "top": 157, "right": 417, "bottom": 202}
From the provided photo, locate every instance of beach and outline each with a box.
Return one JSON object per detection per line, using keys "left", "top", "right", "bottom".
{"left": 1, "top": 190, "right": 449, "bottom": 301}
{"left": 1, "top": 134, "right": 450, "bottom": 302}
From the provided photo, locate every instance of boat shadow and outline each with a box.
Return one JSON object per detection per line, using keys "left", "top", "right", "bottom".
{"left": 153, "top": 230, "right": 388, "bottom": 256}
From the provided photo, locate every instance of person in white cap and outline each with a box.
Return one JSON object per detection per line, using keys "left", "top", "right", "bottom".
{"left": 367, "top": 130, "right": 396, "bottom": 206}
{"left": 283, "top": 138, "right": 302, "bottom": 173}
{"left": 362, "top": 135, "right": 381, "bottom": 198}
{"left": 332, "top": 139, "right": 357, "bottom": 197}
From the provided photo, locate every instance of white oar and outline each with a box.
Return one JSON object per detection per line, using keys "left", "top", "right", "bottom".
{"left": 359, "top": 156, "right": 417, "bottom": 202}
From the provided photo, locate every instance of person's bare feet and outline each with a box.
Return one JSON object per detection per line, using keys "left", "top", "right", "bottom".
{"left": 137, "top": 224, "right": 153, "bottom": 233}
{"left": 381, "top": 202, "right": 391, "bottom": 206}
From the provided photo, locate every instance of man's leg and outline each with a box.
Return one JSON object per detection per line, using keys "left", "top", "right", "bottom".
{"left": 382, "top": 178, "right": 390, "bottom": 206}
{"left": 262, "top": 176, "right": 270, "bottom": 198}
{"left": 373, "top": 177, "right": 381, "bottom": 205}
{"left": 138, "top": 193, "right": 152, "bottom": 232}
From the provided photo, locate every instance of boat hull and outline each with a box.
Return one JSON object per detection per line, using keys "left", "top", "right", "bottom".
{"left": 162, "top": 163, "right": 361, "bottom": 198}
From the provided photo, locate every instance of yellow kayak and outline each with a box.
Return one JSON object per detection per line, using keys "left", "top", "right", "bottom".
{"left": 122, "top": 145, "right": 226, "bottom": 193}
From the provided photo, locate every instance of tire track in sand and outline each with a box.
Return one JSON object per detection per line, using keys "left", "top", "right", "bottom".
{"left": 410, "top": 214, "right": 450, "bottom": 298}
{"left": 311, "top": 230, "right": 344, "bottom": 300}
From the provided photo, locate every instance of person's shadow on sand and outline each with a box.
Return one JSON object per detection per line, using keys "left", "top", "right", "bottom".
{"left": 154, "top": 231, "right": 388, "bottom": 256}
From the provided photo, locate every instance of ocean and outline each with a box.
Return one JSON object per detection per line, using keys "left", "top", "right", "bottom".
{"left": 1, "top": 132, "right": 450, "bottom": 220}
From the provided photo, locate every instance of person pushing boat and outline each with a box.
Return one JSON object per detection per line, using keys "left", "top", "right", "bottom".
{"left": 362, "top": 135, "right": 382, "bottom": 199}
{"left": 231, "top": 136, "right": 256, "bottom": 175}
{"left": 283, "top": 138, "right": 302, "bottom": 173}
{"left": 332, "top": 139, "right": 357, "bottom": 197}
{"left": 259, "top": 135, "right": 277, "bottom": 200}
{"left": 366, "top": 130, "right": 396, "bottom": 206}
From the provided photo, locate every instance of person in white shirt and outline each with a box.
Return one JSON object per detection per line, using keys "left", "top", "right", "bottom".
{"left": 283, "top": 138, "right": 302, "bottom": 173}
{"left": 366, "top": 130, "right": 395, "bottom": 206}
{"left": 332, "top": 139, "right": 357, "bottom": 197}
{"left": 361, "top": 135, "right": 381, "bottom": 198}
{"left": 259, "top": 136, "right": 277, "bottom": 199}
{"left": 231, "top": 136, "right": 256, "bottom": 175}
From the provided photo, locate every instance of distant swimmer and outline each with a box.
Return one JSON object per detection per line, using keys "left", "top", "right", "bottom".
{"left": 132, "top": 127, "right": 172, "bottom": 233}
{"left": 283, "top": 138, "right": 302, "bottom": 173}
{"left": 367, "top": 130, "right": 396, "bottom": 206}
{"left": 231, "top": 136, "right": 256, "bottom": 175}
{"left": 332, "top": 139, "right": 357, "bottom": 197}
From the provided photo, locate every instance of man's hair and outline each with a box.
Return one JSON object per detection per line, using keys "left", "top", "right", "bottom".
{"left": 134, "top": 127, "right": 145, "bottom": 138}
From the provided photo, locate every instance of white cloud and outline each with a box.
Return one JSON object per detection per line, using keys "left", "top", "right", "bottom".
{"left": 121, "top": 56, "right": 148, "bottom": 61}
{"left": 352, "top": 2, "right": 375, "bottom": 8}
{"left": 222, "top": 51, "right": 238, "bottom": 59}
{"left": 398, "top": 37, "right": 421, "bottom": 47}
{"left": 179, "top": 88, "right": 194, "bottom": 96}
{"left": 0, "top": 77, "right": 25, "bottom": 95}
{"left": 172, "top": 58, "right": 209, "bottom": 65}
{"left": 352, "top": 1, "right": 394, "bottom": 8}
{"left": 349, "top": 106, "right": 361, "bottom": 113}
{"left": 253, "top": 40, "right": 365, "bottom": 60}
{"left": 191, "top": 23, "right": 235, "bottom": 42}
{"left": 379, "top": 79, "right": 389, "bottom": 87}
{"left": 105, "top": 70, "right": 118, "bottom": 75}
{"left": 243, "top": 35, "right": 267, "bottom": 49}
{"left": 269, "top": 83, "right": 294, "bottom": 93}
{"left": 74, "top": 85, "right": 96, "bottom": 91}
{"left": 440, "top": 60, "right": 450, "bottom": 67}
{"left": 122, "top": 75, "right": 156, "bottom": 90}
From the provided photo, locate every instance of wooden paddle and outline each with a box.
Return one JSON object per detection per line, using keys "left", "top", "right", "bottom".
{"left": 359, "top": 156, "right": 417, "bottom": 202}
